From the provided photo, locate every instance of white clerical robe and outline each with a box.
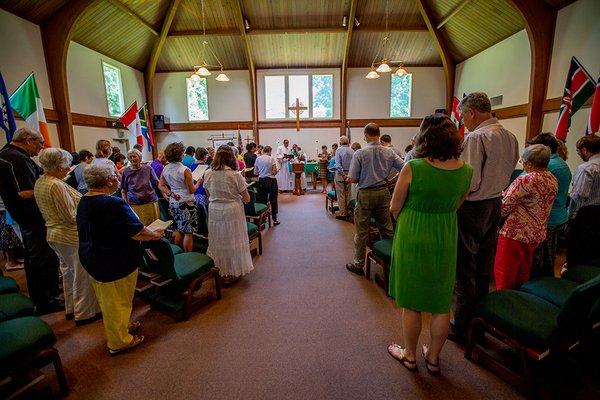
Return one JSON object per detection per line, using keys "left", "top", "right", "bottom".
{"left": 276, "top": 145, "right": 294, "bottom": 191}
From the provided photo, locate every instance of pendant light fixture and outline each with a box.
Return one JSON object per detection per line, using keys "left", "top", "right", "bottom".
{"left": 188, "top": 0, "right": 229, "bottom": 82}
{"left": 366, "top": 70, "right": 380, "bottom": 79}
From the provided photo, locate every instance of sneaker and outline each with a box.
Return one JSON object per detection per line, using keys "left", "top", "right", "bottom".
{"left": 273, "top": 220, "right": 281, "bottom": 226}
{"left": 346, "top": 263, "right": 364, "bottom": 276}
{"left": 109, "top": 335, "right": 145, "bottom": 356}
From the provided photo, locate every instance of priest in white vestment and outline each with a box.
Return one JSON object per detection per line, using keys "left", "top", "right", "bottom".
{"left": 276, "top": 139, "right": 293, "bottom": 191}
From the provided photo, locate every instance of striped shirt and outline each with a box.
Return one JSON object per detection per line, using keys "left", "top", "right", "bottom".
{"left": 569, "top": 153, "right": 600, "bottom": 219}
{"left": 34, "top": 174, "right": 82, "bottom": 245}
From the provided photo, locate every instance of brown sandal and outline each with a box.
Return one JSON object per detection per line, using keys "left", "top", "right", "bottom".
{"left": 422, "top": 344, "right": 441, "bottom": 375}
{"left": 388, "top": 344, "right": 418, "bottom": 372}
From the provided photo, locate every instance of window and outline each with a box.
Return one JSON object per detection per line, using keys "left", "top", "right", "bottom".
{"left": 102, "top": 62, "right": 124, "bottom": 117}
{"left": 186, "top": 77, "right": 209, "bottom": 121}
{"left": 264, "top": 74, "right": 334, "bottom": 119}
{"left": 390, "top": 74, "right": 412, "bottom": 118}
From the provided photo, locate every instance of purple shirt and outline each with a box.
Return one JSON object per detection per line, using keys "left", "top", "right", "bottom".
{"left": 120, "top": 165, "right": 159, "bottom": 205}
{"left": 150, "top": 159, "right": 164, "bottom": 178}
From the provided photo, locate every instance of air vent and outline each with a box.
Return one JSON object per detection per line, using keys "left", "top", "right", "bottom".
{"left": 490, "top": 95, "right": 503, "bottom": 107}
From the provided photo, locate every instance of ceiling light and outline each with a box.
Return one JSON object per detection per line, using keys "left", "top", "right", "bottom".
{"left": 244, "top": 18, "right": 250, "bottom": 30}
{"left": 395, "top": 66, "right": 408, "bottom": 76}
{"left": 376, "top": 61, "right": 391, "bottom": 73}
{"left": 365, "top": 70, "right": 380, "bottom": 79}
{"left": 342, "top": 16, "right": 348, "bottom": 27}
{"left": 216, "top": 73, "right": 230, "bottom": 82}
{"left": 196, "top": 66, "right": 211, "bottom": 76}
{"left": 354, "top": 17, "right": 360, "bottom": 27}
{"left": 189, "top": 73, "right": 201, "bottom": 82}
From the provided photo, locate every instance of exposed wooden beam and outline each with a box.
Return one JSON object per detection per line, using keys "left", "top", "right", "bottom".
{"left": 144, "top": 0, "right": 181, "bottom": 158}
{"left": 347, "top": 118, "right": 422, "bottom": 128}
{"left": 436, "top": 0, "right": 473, "bottom": 29}
{"left": 258, "top": 120, "right": 342, "bottom": 130}
{"left": 168, "top": 121, "right": 254, "bottom": 131}
{"left": 233, "top": 0, "right": 259, "bottom": 143}
{"left": 107, "top": 0, "right": 159, "bottom": 36}
{"left": 416, "top": 0, "right": 455, "bottom": 112}
{"left": 247, "top": 27, "right": 347, "bottom": 35}
{"left": 168, "top": 28, "right": 240, "bottom": 37}
{"left": 509, "top": 0, "right": 556, "bottom": 139}
{"left": 354, "top": 26, "right": 429, "bottom": 32}
{"left": 41, "top": 0, "right": 98, "bottom": 151}
{"left": 340, "top": 0, "right": 358, "bottom": 136}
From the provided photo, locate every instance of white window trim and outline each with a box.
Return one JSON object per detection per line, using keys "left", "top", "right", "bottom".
{"left": 186, "top": 77, "right": 210, "bottom": 121}
{"left": 389, "top": 73, "right": 413, "bottom": 118}
{"left": 102, "top": 61, "right": 125, "bottom": 118}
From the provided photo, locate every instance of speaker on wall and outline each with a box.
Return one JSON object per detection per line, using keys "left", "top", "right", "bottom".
{"left": 153, "top": 114, "right": 165, "bottom": 130}
{"left": 434, "top": 108, "right": 448, "bottom": 115}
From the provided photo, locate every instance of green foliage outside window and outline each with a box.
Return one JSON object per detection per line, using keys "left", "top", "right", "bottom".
{"left": 102, "top": 62, "right": 124, "bottom": 117}
{"left": 312, "top": 74, "right": 333, "bottom": 118}
{"left": 390, "top": 74, "right": 412, "bottom": 118}
{"left": 187, "top": 78, "right": 209, "bottom": 121}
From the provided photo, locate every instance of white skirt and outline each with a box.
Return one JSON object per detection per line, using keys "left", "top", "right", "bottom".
{"left": 207, "top": 201, "right": 254, "bottom": 277}
{"left": 276, "top": 160, "right": 294, "bottom": 191}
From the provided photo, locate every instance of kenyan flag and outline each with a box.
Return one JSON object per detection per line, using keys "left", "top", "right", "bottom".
{"left": 555, "top": 57, "right": 595, "bottom": 141}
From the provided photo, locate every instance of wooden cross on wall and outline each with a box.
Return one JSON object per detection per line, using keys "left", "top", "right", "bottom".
{"left": 288, "top": 98, "right": 308, "bottom": 131}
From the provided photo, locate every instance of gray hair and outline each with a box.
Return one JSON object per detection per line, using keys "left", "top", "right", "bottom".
{"left": 83, "top": 164, "right": 113, "bottom": 189}
{"left": 459, "top": 92, "right": 492, "bottom": 114}
{"left": 230, "top": 145, "right": 239, "bottom": 156}
{"left": 339, "top": 136, "right": 349, "bottom": 145}
{"left": 38, "top": 148, "right": 72, "bottom": 172}
{"left": 12, "top": 127, "right": 43, "bottom": 143}
{"left": 127, "top": 148, "right": 142, "bottom": 158}
{"left": 522, "top": 144, "right": 551, "bottom": 168}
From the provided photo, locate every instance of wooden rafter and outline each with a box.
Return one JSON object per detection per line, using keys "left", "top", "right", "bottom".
{"left": 233, "top": 0, "right": 259, "bottom": 142}
{"left": 168, "top": 28, "right": 240, "bottom": 37}
{"left": 436, "top": 0, "right": 473, "bottom": 29}
{"left": 354, "top": 26, "right": 428, "bottom": 32}
{"left": 41, "top": 0, "right": 98, "bottom": 151}
{"left": 509, "top": 0, "right": 556, "bottom": 139}
{"left": 340, "top": 0, "right": 358, "bottom": 136}
{"left": 415, "top": 0, "right": 455, "bottom": 112}
{"left": 144, "top": 0, "right": 181, "bottom": 157}
{"left": 107, "top": 0, "right": 159, "bottom": 36}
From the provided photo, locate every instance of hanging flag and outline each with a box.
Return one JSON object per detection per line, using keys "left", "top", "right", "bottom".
{"left": 450, "top": 95, "right": 465, "bottom": 137}
{"left": 138, "top": 103, "right": 154, "bottom": 151}
{"left": 555, "top": 57, "right": 596, "bottom": 141}
{"left": 585, "top": 74, "right": 600, "bottom": 135}
{"left": 9, "top": 73, "right": 51, "bottom": 146}
{"left": 119, "top": 101, "right": 142, "bottom": 146}
{"left": 0, "top": 71, "right": 17, "bottom": 143}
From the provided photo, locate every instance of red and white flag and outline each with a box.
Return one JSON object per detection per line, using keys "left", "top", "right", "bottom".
{"left": 450, "top": 96, "right": 465, "bottom": 138}
{"left": 586, "top": 74, "right": 600, "bottom": 135}
{"left": 119, "top": 101, "right": 142, "bottom": 146}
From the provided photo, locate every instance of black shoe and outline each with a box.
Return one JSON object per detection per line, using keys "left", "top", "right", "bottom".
{"left": 273, "top": 220, "right": 281, "bottom": 226}
{"left": 346, "top": 263, "right": 364, "bottom": 276}
{"left": 35, "top": 299, "right": 65, "bottom": 316}
{"left": 335, "top": 215, "right": 347, "bottom": 221}
{"left": 75, "top": 312, "right": 103, "bottom": 326}
{"left": 65, "top": 312, "right": 74, "bottom": 320}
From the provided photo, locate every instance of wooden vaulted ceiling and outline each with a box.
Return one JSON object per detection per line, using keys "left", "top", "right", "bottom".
{"left": 0, "top": 0, "right": 578, "bottom": 72}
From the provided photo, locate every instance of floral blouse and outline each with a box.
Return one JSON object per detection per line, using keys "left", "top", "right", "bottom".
{"left": 500, "top": 170, "right": 558, "bottom": 243}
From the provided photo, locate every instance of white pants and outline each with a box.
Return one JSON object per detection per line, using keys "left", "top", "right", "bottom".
{"left": 49, "top": 242, "right": 101, "bottom": 320}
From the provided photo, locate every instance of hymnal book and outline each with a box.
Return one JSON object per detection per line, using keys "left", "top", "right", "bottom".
{"left": 147, "top": 219, "right": 173, "bottom": 232}
{"left": 191, "top": 164, "right": 209, "bottom": 181}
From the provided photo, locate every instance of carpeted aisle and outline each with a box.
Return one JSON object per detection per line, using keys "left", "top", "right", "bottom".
{"left": 39, "top": 192, "right": 523, "bottom": 399}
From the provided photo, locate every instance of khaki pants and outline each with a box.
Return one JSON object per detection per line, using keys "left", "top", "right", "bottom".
{"left": 334, "top": 172, "right": 351, "bottom": 216}
{"left": 353, "top": 187, "right": 394, "bottom": 264}
{"left": 90, "top": 270, "right": 138, "bottom": 351}
{"left": 130, "top": 202, "right": 160, "bottom": 226}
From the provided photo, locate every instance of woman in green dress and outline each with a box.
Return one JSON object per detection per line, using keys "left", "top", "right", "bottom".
{"left": 387, "top": 114, "right": 473, "bottom": 375}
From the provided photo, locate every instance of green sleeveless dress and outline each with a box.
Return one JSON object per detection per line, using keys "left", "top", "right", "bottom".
{"left": 388, "top": 158, "right": 473, "bottom": 313}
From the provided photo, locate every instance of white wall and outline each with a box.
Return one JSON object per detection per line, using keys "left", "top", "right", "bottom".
{"left": 155, "top": 129, "right": 254, "bottom": 154}
{"left": 0, "top": 9, "right": 59, "bottom": 147}
{"left": 154, "top": 70, "right": 252, "bottom": 123}
{"left": 347, "top": 67, "right": 446, "bottom": 118}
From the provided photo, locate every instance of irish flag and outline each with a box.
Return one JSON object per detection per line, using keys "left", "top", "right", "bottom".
{"left": 9, "top": 73, "right": 51, "bottom": 146}
{"left": 119, "top": 101, "right": 142, "bottom": 147}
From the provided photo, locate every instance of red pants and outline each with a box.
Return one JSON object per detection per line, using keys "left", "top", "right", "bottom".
{"left": 494, "top": 235, "right": 539, "bottom": 290}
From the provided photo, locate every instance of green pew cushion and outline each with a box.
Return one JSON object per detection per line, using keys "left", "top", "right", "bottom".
{"left": 0, "top": 316, "right": 56, "bottom": 375}
{"left": 170, "top": 243, "right": 184, "bottom": 255}
{"left": 173, "top": 252, "right": 215, "bottom": 282}
{"left": 349, "top": 199, "right": 356, "bottom": 209}
{"left": 247, "top": 222, "right": 259, "bottom": 236}
{"left": 250, "top": 203, "right": 268, "bottom": 216}
{"left": 562, "top": 265, "right": 600, "bottom": 284}
{"left": 520, "top": 277, "right": 579, "bottom": 308}
{"left": 0, "top": 293, "right": 35, "bottom": 322}
{"left": 0, "top": 276, "right": 19, "bottom": 295}
{"left": 327, "top": 191, "right": 336, "bottom": 200}
{"left": 373, "top": 239, "right": 392, "bottom": 264}
{"left": 475, "top": 290, "right": 560, "bottom": 349}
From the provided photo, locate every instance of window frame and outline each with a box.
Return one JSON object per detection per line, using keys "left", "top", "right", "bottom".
{"left": 389, "top": 73, "right": 413, "bottom": 118}
{"left": 186, "top": 77, "right": 210, "bottom": 122}
{"left": 263, "top": 73, "right": 334, "bottom": 120}
{"left": 102, "top": 61, "right": 125, "bottom": 117}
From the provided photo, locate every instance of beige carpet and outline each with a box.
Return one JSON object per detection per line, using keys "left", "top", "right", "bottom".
{"left": 13, "top": 192, "right": 526, "bottom": 399}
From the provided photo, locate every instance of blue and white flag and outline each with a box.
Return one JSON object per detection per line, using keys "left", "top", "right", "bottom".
{"left": 0, "top": 71, "right": 17, "bottom": 143}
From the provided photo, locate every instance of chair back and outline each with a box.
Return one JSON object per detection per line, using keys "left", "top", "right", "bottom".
{"left": 196, "top": 204, "right": 209, "bottom": 237}
{"left": 567, "top": 205, "right": 600, "bottom": 267}
{"left": 556, "top": 273, "right": 600, "bottom": 340}
{"left": 141, "top": 239, "right": 178, "bottom": 281}
{"left": 244, "top": 188, "right": 257, "bottom": 215}
{"left": 158, "top": 198, "right": 171, "bottom": 221}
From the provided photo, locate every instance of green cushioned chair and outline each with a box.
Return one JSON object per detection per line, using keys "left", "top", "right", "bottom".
{"left": 0, "top": 293, "right": 34, "bottom": 322}
{"left": 349, "top": 199, "right": 356, "bottom": 209}
{"left": 142, "top": 240, "right": 221, "bottom": 321}
{"left": 325, "top": 190, "right": 337, "bottom": 214}
{"left": 247, "top": 222, "right": 262, "bottom": 256}
{"left": 0, "top": 276, "right": 19, "bottom": 295}
{"left": 365, "top": 239, "right": 393, "bottom": 294}
{"left": 466, "top": 273, "right": 600, "bottom": 396}
{"left": 245, "top": 190, "right": 272, "bottom": 230}
{"left": 562, "top": 265, "right": 600, "bottom": 284}
{"left": 170, "top": 243, "right": 184, "bottom": 255}
{"left": 0, "top": 316, "right": 68, "bottom": 395}
{"left": 520, "top": 277, "right": 579, "bottom": 308}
